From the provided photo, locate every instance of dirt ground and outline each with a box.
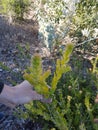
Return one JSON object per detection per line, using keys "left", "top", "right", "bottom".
{"left": 0, "top": 15, "right": 43, "bottom": 130}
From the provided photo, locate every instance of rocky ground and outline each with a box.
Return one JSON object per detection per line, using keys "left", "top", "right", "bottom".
{"left": 0, "top": 15, "right": 44, "bottom": 130}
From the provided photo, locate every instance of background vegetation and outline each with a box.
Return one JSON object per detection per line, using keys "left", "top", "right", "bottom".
{"left": 0, "top": 0, "right": 98, "bottom": 129}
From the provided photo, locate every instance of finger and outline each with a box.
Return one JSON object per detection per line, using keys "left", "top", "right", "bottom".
{"left": 2, "top": 101, "right": 16, "bottom": 108}
{"left": 40, "top": 98, "right": 52, "bottom": 103}
{"left": 94, "top": 118, "right": 98, "bottom": 123}
{"left": 95, "top": 98, "right": 98, "bottom": 103}
{"left": 31, "top": 91, "right": 43, "bottom": 100}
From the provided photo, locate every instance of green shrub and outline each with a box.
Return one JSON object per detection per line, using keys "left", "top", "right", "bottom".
{"left": 23, "top": 43, "right": 73, "bottom": 130}
{"left": 1, "top": 0, "right": 31, "bottom": 20}
{"left": 17, "top": 43, "right": 98, "bottom": 130}
{"left": 24, "top": 43, "right": 73, "bottom": 98}
{"left": 33, "top": 0, "right": 97, "bottom": 51}
{"left": 11, "top": 0, "right": 31, "bottom": 20}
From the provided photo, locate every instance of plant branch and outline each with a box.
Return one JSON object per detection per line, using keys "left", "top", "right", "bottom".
{"left": 75, "top": 37, "right": 98, "bottom": 47}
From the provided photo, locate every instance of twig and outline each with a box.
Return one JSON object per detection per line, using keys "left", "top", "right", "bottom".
{"left": 75, "top": 37, "right": 98, "bottom": 47}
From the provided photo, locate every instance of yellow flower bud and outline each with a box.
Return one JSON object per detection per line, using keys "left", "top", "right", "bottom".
{"left": 79, "top": 91, "right": 82, "bottom": 94}
{"left": 68, "top": 86, "right": 72, "bottom": 90}
{"left": 67, "top": 95, "right": 72, "bottom": 101}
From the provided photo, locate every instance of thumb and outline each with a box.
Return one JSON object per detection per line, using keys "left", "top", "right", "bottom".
{"left": 40, "top": 97, "right": 52, "bottom": 103}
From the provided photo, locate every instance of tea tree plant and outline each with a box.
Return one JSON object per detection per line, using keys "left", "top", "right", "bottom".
{"left": 23, "top": 43, "right": 74, "bottom": 130}
{"left": 24, "top": 53, "right": 51, "bottom": 97}
{"left": 50, "top": 43, "right": 73, "bottom": 95}
{"left": 17, "top": 43, "right": 98, "bottom": 130}
{"left": 24, "top": 43, "right": 73, "bottom": 97}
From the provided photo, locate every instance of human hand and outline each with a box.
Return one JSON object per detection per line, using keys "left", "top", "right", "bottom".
{"left": 0, "top": 81, "right": 51, "bottom": 108}
{"left": 13, "top": 81, "right": 52, "bottom": 106}
{"left": 40, "top": 96, "right": 52, "bottom": 103}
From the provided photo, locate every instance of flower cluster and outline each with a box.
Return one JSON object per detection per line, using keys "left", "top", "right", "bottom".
{"left": 81, "top": 28, "right": 98, "bottom": 38}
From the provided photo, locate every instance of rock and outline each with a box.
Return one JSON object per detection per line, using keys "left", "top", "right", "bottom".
{"left": 0, "top": 112, "right": 5, "bottom": 120}
{"left": 12, "top": 68, "right": 20, "bottom": 72}
{"left": 0, "top": 69, "right": 3, "bottom": 72}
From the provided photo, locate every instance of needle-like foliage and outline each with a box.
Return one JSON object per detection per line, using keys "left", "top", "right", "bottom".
{"left": 24, "top": 53, "right": 51, "bottom": 97}
{"left": 50, "top": 43, "right": 74, "bottom": 94}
